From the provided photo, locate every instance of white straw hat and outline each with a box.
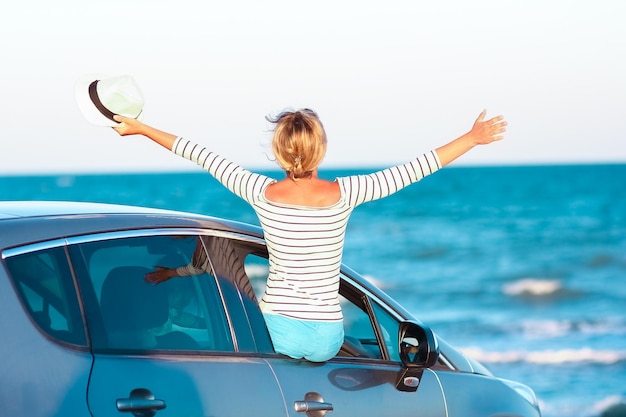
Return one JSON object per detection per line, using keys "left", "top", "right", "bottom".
{"left": 75, "top": 74, "right": 145, "bottom": 126}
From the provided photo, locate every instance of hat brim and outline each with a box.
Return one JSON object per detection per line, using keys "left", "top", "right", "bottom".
{"left": 75, "top": 73, "right": 132, "bottom": 127}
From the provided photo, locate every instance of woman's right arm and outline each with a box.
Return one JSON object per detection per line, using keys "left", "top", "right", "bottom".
{"left": 112, "top": 115, "right": 178, "bottom": 150}
{"left": 111, "top": 115, "right": 274, "bottom": 203}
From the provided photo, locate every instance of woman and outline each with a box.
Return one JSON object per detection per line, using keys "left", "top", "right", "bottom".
{"left": 111, "top": 108, "right": 506, "bottom": 361}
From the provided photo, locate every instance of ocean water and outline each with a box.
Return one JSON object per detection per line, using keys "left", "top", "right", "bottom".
{"left": 1, "top": 163, "right": 625, "bottom": 417}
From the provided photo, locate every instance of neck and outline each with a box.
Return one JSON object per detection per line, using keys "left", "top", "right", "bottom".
{"left": 287, "top": 169, "right": 319, "bottom": 181}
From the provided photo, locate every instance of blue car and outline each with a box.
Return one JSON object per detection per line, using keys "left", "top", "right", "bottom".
{"left": 0, "top": 201, "right": 540, "bottom": 417}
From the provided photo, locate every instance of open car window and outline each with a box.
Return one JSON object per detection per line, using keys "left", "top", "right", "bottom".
{"left": 243, "top": 251, "right": 401, "bottom": 361}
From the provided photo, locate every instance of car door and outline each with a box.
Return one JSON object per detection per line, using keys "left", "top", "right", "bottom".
{"left": 242, "top": 252, "right": 447, "bottom": 417}
{"left": 266, "top": 288, "right": 447, "bottom": 417}
{"left": 270, "top": 361, "right": 445, "bottom": 417}
{"left": 69, "top": 232, "right": 287, "bottom": 417}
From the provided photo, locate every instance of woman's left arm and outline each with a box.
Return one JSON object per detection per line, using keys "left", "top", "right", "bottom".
{"left": 435, "top": 110, "right": 507, "bottom": 167}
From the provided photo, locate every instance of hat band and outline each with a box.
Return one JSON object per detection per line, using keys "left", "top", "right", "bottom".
{"left": 88, "top": 80, "right": 117, "bottom": 123}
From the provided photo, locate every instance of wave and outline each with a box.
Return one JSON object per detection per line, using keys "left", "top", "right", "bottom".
{"left": 590, "top": 396, "right": 626, "bottom": 417}
{"left": 502, "top": 278, "right": 566, "bottom": 297}
{"left": 539, "top": 395, "right": 626, "bottom": 417}
{"left": 460, "top": 346, "right": 626, "bottom": 365}
{"left": 507, "top": 317, "right": 626, "bottom": 339}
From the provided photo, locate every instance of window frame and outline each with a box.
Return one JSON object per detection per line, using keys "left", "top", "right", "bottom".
{"left": 337, "top": 278, "right": 406, "bottom": 362}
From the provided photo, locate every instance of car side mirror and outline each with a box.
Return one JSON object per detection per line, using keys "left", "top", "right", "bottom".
{"left": 395, "top": 321, "right": 440, "bottom": 392}
{"left": 398, "top": 320, "right": 439, "bottom": 368}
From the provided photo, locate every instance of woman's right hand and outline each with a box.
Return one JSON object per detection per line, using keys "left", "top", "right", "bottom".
{"left": 145, "top": 266, "right": 177, "bottom": 285}
{"left": 112, "top": 115, "right": 146, "bottom": 136}
{"left": 112, "top": 115, "right": 178, "bottom": 151}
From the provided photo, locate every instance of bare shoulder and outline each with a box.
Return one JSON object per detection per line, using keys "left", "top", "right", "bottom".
{"left": 317, "top": 178, "right": 340, "bottom": 191}
{"left": 265, "top": 178, "right": 340, "bottom": 207}
{"left": 317, "top": 179, "right": 341, "bottom": 202}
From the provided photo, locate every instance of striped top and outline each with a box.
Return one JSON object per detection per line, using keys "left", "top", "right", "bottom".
{"left": 175, "top": 236, "right": 257, "bottom": 302}
{"left": 173, "top": 137, "right": 441, "bottom": 322}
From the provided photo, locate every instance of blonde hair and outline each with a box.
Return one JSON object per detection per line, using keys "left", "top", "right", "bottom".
{"left": 267, "top": 108, "right": 327, "bottom": 179}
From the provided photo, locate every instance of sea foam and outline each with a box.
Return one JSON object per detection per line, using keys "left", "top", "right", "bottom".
{"left": 503, "top": 278, "right": 563, "bottom": 296}
{"left": 461, "top": 347, "right": 626, "bottom": 365}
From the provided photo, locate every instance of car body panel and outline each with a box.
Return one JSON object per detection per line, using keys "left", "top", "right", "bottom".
{"left": 0, "top": 268, "right": 92, "bottom": 417}
{"left": 268, "top": 358, "right": 446, "bottom": 417}
{"left": 436, "top": 371, "right": 541, "bottom": 417}
{"left": 88, "top": 354, "right": 287, "bottom": 417}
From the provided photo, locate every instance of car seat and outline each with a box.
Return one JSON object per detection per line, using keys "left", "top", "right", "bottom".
{"left": 100, "top": 265, "right": 200, "bottom": 350}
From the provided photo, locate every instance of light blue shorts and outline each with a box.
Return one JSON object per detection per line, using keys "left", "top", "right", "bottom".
{"left": 263, "top": 313, "right": 344, "bottom": 362}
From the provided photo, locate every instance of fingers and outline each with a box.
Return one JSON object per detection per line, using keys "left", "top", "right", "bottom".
{"left": 477, "top": 111, "right": 506, "bottom": 126}
{"left": 474, "top": 109, "right": 487, "bottom": 124}
{"left": 145, "top": 275, "right": 168, "bottom": 285}
{"left": 489, "top": 115, "right": 506, "bottom": 126}
{"left": 144, "top": 266, "right": 171, "bottom": 285}
{"left": 112, "top": 115, "right": 126, "bottom": 135}
{"left": 491, "top": 117, "right": 507, "bottom": 130}
{"left": 492, "top": 118, "right": 508, "bottom": 134}
{"left": 144, "top": 272, "right": 160, "bottom": 284}
{"left": 488, "top": 117, "right": 507, "bottom": 142}
{"left": 470, "top": 111, "right": 507, "bottom": 144}
{"left": 111, "top": 115, "right": 141, "bottom": 136}
{"left": 484, "top": 114, "right": 507, "bottom": 130}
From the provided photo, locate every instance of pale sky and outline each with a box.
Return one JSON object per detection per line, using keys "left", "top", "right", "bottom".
{"left": 1, "top": 0, "right": 625, "bottom": 174}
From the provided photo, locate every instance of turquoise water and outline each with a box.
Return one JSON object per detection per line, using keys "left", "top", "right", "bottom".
{"left": 2, "top": 163, "right": 625, "bottom": 416}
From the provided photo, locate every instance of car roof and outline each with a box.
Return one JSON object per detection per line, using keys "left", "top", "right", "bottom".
{"left": 0, "top": 201, "right": 263, "bottom": 250}
{"left": 0, "top": 200, "right": 177, "bottom": 219}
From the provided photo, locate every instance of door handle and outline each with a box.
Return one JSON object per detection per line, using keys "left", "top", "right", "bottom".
{"left": 294, "top": 392, "right": 333, "bottom": 417}
{"left": 116, "top": 388, "right": 166, "bottom": 417}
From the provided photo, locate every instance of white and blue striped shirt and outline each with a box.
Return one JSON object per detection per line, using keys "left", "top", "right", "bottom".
{"left": 173, "top": 137, "right": 441, "bottom": 322}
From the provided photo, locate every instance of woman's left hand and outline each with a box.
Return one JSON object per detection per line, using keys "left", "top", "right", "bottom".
{"left": 468, "top": 110, "right": 507, "bottom": 145}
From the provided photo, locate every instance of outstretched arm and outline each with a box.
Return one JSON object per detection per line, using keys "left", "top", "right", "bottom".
{"left": 111, "top": 115, "right": 275, "bottom": 205}
{"left": 436, "top": 110, "right": 507, "bottom": 167}
{"left": 112, "top": 115, "right": 178, "bottom": 150}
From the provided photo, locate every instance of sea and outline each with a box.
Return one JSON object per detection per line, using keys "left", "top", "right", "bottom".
{"left": 1, "top": 163, "right": 625, "bottom": 417}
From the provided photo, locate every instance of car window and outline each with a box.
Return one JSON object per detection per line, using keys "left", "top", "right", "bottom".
{"left": 69, "top": 235, "right": 234, "bottom": 352}
{"left": 243, "top": 252, "right": 270, "bottom": 301}
{"left": 4, "top": 246, "right": 86, "bottom": 345}
{"left": 229, "top": 251, "right": 272, "bottom": 353}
